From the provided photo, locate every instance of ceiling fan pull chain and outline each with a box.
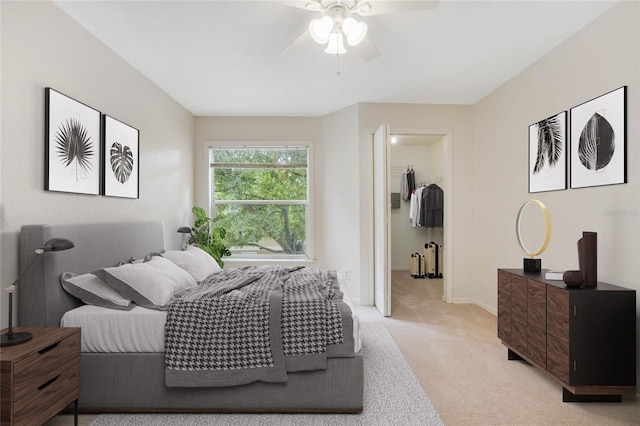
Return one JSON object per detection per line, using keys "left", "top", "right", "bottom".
{"left": 336, "top": 52, "right": 341, "bottom": 76}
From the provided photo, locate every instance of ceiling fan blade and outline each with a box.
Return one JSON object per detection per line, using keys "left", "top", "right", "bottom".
{"left": 280, "top": 30, "right": 313, "bottom": 56}
{"left": 278, "top": 1, "right": 324, "bottom": 12}
{"left": 355, "top": 1, "right": 439, "bottom": 16}
{"left": 353, "top": 36, "right": 380, "bottom": 62}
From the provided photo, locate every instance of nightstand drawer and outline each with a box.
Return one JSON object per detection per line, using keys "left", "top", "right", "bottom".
{"left": 1, "top": 327, "right": 81, "bottom": 426}
{"left": 12, "top": 362, "right": 80, "bottom": 426}
{"left": 12, "top": 332, "right": 80, "bottom": 402}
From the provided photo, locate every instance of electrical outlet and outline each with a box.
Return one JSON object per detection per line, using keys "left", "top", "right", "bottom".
{"left": 343, "top": 269, "right": 350, "bottom": 281}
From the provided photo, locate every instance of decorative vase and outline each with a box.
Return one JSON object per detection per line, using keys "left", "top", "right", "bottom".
{"left": 578, "top": 231, "right": 597, "bottom": 287}
{"left": 563, "top": 270, "right": 584, "bottom": 288}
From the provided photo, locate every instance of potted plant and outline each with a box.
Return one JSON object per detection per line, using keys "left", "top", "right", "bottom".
{"left": 185, "top": 206, "right": 231, "bottom": 267}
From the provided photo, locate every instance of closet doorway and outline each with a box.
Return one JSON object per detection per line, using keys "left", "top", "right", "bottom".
{"left": 373, "top": 129, "right": 453, "bottom": 316}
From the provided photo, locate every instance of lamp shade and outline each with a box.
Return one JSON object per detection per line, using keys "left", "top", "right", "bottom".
{"left": 43, "top": 238, "right": 75, "bottom": 252}
{"left": 343, "top": 17, "right": 367, "bottom": 46}
{"left": 36, "top": 238, "right": 74, "bottom": 255}
{"left": 325, "top": 32, "right": 346, "bottom": 54}
{"left": 309, "top": 16, "right": 333, "bottom": 44}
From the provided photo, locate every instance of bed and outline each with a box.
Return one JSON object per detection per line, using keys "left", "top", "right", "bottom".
{"left": 17, "top": 221, "right": 363, "bottom": 413}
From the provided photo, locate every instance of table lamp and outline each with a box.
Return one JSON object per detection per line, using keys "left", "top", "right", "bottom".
{"left": 515, "top": 199, "right": 551, "bottom": 273}
{"left": 1, "top": 237, "right": 74, "bottom": 347}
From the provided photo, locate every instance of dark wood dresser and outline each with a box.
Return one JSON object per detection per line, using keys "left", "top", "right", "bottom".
{"left": 497, "top": 269, "right": 636, "bottom": 402}
{"left": 0, "top": 327, "right": 80, "bottom": 425}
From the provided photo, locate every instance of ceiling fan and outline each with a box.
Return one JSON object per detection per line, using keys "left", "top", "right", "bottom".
{"left": 280, "top": 1, "right": 439, "bottom": 62}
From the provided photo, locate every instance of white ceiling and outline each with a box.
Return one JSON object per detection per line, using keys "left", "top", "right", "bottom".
{"left": 53, "top": 0, "right": 620, "bottom": 117}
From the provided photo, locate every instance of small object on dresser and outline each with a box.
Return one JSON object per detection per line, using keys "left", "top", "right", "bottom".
{"left": 563, "top": 270, "right": 584, "bottom": 288}
{"left": 523, "top": 258, "right": 542, "bottom": 272}
{"left": 578, "top": 231, "right": 597, "bottom": 287}
{"left": 545, "top": 270, "right": 565, "bottom": 280}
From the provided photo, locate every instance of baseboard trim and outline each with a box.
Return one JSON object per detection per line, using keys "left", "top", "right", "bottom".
{"left": 451, "top": 298, "right": 497, "bottom": 316}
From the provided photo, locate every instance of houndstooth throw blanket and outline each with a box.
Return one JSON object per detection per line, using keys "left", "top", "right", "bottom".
{"left": 165, "top": 266, "right": 354, "bottom": 387}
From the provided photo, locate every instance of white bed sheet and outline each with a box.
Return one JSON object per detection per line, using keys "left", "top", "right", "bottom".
{"left": 339, "top": 276, "right": 362, "bottom": 353}
{"left": 61, "top": 280, "right": 361, "bottom": 353}
{"left": 61, "top": 304, "right": 167, "bottom": 352}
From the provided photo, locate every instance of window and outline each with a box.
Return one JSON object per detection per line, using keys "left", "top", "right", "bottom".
{"left": 209, "top": 144, "right": 311, "bottom": 259}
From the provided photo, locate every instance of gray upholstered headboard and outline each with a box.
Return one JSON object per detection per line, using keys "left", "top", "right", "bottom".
{"left": 18, "top": 221, "right": 165, "bottom": 327}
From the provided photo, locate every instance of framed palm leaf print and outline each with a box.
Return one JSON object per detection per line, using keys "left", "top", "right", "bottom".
{"left": 528, "top": 111, "right": 567, "bottom": 193}
{"left": 45, "top": 88, "right": 101, "bottom": 195}
{"left": 102, "top": 115, "right": 139, "bottom": 198}
{"left": 570, "top": 86, "right": 627, "bottom": 189}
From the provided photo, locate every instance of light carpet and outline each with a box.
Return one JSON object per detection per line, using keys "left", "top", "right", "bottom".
{"left": 90, "top": 322, "right": 443, "bottom": 426}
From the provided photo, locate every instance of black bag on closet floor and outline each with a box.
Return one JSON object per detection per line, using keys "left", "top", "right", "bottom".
{"left": 410, "top": 252, "right": 424, "bottom": 278}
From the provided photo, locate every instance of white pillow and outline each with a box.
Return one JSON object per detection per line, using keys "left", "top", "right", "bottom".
{"left": 60, "top": 272, "right": 133, "bottom": 310}
{"left": 94, "top": 256, "right": 197, "bottom": 310}
{"left": 162, "top": 245, "right": 221, "bottom": 282}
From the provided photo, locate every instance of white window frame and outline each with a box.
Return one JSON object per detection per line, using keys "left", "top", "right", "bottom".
{"left": 207, "top": 141, "right": 314, "bottom": 261}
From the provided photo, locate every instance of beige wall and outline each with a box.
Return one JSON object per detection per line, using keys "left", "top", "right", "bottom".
{"left": 317, "top": 105, "right": 361, "bottom": 299}
{"left": 472, "top": 1, "right": 639, "bottom": 386}
{"left": 472, "top": 0, "right": 639, "bottom": 303}
{"left": 0, "top": 1, "right": 195, "bottom": 328}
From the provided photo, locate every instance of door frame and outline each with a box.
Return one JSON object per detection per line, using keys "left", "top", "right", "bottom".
{"left": 372, "top": 124, "right": 391, "bottom": 316}
{"left": 371, "top": 127, "right": 453, "bottom": 306}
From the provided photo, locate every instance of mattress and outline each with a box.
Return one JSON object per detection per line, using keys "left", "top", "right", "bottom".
{"left": 61, "top": 279, "right": 361, "bottom": 354}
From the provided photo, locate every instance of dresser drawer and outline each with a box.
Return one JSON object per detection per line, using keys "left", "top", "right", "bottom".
{"left": 12, "top": 362, "right": 80, "bottom": 426}
{"left": 12, "top": 332, "right": 80, "bottom": 402}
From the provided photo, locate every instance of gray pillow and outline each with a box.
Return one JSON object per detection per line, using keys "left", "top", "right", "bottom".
{"left": 60, "top": 272, "right": 134, "bottom": 310}
{"left": 94, "top": 256, "right": 197, "bottom": 310}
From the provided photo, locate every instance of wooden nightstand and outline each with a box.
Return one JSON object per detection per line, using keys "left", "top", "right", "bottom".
{"left": 1, "top": 327, "right": 80, "bottom": 426}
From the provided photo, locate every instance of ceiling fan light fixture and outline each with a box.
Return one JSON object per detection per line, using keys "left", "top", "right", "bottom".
{"left": 342, "top": 17, "right": 367, "bottom": 46}
{"left": 309, "top": 16, "right": 334, "bottom": 44}
{"left": 325, "top": 32, "right": 346, "bottom": 55}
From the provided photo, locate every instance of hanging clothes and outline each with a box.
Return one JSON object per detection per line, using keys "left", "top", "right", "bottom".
{"left": 409, "top": 190, "right": 416, "bottom": 224}
{"left": 400, "top": 171, "right": 409, "bottom": 201}
{"left": 400, "top": 167, "right": 416, "bottom": 202}
{"left": 421, "top": 184, "right": 444, "bottom": 228}
{"left": 407, "top": 168, "right": 416, "bottom": 197}
{"left": 410, "top": 186, "right": 424, "bottom": 227}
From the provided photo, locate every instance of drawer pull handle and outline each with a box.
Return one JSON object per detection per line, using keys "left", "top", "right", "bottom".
{"left": 38, "top": 375, "right": 59, "bottom": 391}
{"left": 39, "top": 342, "right": 59, "bottom": 355}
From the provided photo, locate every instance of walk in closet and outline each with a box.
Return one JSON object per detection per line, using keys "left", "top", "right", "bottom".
{"left": 389, "top": 135, "right": 445, "bottom": 278}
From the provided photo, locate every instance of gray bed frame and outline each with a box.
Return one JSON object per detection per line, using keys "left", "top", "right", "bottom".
{"left": 18, "top": 221, "right": 363, "bottom": 413}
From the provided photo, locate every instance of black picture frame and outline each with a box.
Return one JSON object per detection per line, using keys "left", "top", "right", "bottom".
{"left": 45, "top": 88, "right": 101, "bottom": 195}
{"left": 528, "top": 110, "right": 567, "bottom": 193}
{"left": 102, "top": 115, "right": 140, "bottom": 199}
{"left": 569, "top": 86, "right": 627, "bottom": 189}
